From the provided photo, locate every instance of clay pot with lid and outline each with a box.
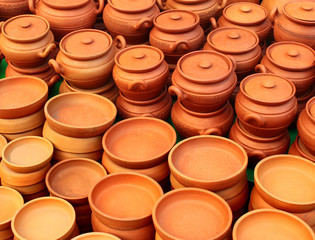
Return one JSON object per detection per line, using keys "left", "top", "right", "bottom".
{"left": 0, "top": 14, "right": 56, "bottom": 68}
{"left": 255, "top": 42, "right": 315, "bottom": 96}
{"left": 270, "top": 0, "right": 315, "bottom": 49}
{"left": 103, "top": 0, "right": 160, "bottom": 45}
{"left": 29, "top": 0, "right": 105, "bottom": 42}
{"left": 49, "top": 29, "right": 126, "bottom": 89}
{"left": 0, "top": 0, "right": 30, "bottom": 21}
{"left": 113, "top": 45, "right": 169, "bottom": 101}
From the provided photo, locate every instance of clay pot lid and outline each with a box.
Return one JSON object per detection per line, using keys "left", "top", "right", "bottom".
{"left": 2, "top": 15, "right": 50, "bottom": 42}
{"left": 72, "top": 232, "right": 121, "bottom": 240}
{"left": 233, "top": 209, "right": 315, "bottom": 240}
{"left": 108, "top": 0, "right": 156, "bottom": 13}
{"left": 2, "top": 136, "right": 53, "bottom": 173}
{"left": 153, "top": 9, "right": 200, "bottom": 33}
{"left": 115, "top": 45, "right": 164, "bottom": 72}
{"left": 284, "top": 1, "right": 315, "bottom": 23}
{"left": 46, "top": 158, "right": 107, "bottom": 204}
{"left": 267, "top": 42, "right": 315, "bottom": 70}
{"left": 207, "top": 27, "right": 259, "bottom": 54}
{"left": 11, "top": 197, "right": 76, "bottom": 240}
{"left": 241, "top": 73, "right": 296, "bottom": 105}
{"left": 152, "top": 188, "right": 232, "bottom": 240}
{"left": 42, "top": 0, "right": 89, "bottom": 10}
{"left": 0, "top": 134, "right": 7, "bottom": 159}
{"left": 223, "top": 2, "right": 268, "bottom": 25}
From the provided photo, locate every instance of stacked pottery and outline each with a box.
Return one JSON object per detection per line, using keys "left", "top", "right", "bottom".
{"left": 168, "top": 135, "right": 249, "bottom": 222}
{"left": 43, "top": 92, "right": 117, "bottom": 162}
{"left": 0, "top": 76, "right": 48, "bottom": 141}
{"left": 0, "top": 0, "right": 30, "bottom": 21}
{"left": 46, "top": 158, "right": 107, "bottom": 233}
{"left": 231, "top": 73, "right": 297, "bottom": 167}
{"left": 0, "top": 134, "right": 7, "bottom": 160}
{"left": 0, "top": 137, "right": 53, "bottom": 202}
{"left": 169, "top": 50, "right": 237, "bottom": 138}
{"left": 113, "top": 45, "right": 172, "bottom": 120}
{"left": 89, "top": 172, "right": 164, "bottom": 240}
{"left": 249, "top": 154, "right": 315, "bottom": 232}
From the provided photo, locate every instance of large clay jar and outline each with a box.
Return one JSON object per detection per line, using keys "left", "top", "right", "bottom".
{"left": 0, "top": 0, "right": 31, "bottom": 21}
{"left": 156, "top": 0, "right": 227, "bottom": 32}
{"left": 149, "top": 9, "right": 204, "bottom": 65}
{"left": 0, "top": 15, "right": 56, "bottom": 68}
{"left": 29, "top": 0, "right": 105, "bottom": 42}
{"left": 103, "top": 0, "right": 160, "bottom": 45}
{"left": 113, "top": 45, "right": 169, "bottom": 101}
{"left": 169, "top": 50, "right": 237, "bottom": 112}
{"left": 49, "top": 29, "right": 126, "bottom": 89}
{"left": 270, "top": 0, "right": 315, "bottom": 49}
{"left": 255, "top": 42, "right": 315, "bottom": 96}
{"left": 235, "top": 73, "right": 297, "bottom": 137}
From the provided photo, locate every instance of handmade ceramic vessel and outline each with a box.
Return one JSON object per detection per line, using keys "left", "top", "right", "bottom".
{"left": 261, "top": 0, "right": 292, "bottom": 15}
{"left": 53, "top": 149, "right": 103, "bottom": 162}
{"left": 289, "top": 136, "right": 315, "bottom": 163}
{"left": 0, "top": 134, "right": 7, "bottom": 159}
{"left": 2, "top": 125, "right": 43, "bottom": 142}
{"left": 72, "top": 232, "right": 121, "bottom": 240}
{"left": 1, "top": 179, "right": 47, "bottom": 195}
{"left": 296, "top": 86, "right": 315, "bottom": 118}
{"left": 0, "top": 0, "right": 30, "bottom": 21}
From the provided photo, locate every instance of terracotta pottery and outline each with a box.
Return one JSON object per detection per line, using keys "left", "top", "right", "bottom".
{"left": 29, "top": 0, "right": 104, "bottom": 42}
{"left": 72, "top": 232, "right": 121, "bottom": 240}
{"left": 103, "top": 0, "right": 160, "bottom": 45}
{"left": 116, "top": 86, "right": 172, "bottom": 120}
{"left": 0, "top": 226, "right": 13, "bottom": 239}
{"left": 11, "top": 197, "right": 76, "bottom": 240}
{"left": 0, "top": 76, "right": 48, "bottom": 119}
{"left": 89, "top": 172, "right": 163, "bottom": 230}
{"left": 0, "top": 186, "right": 24, "bottom": 231}
{"left": 0, "top": 14, "right": 56, "bottom": 68}
{"left": 0, "top": 0, "right": 30, "bottom": 21}
{"left": 76, "top": 213, "right": 92, "bottom": 228}
{"left": 255, "top": 42, "right": 315, "bottom": 96}
{"left": 0, "top": 133, "right": 7, "bottom": 159}
{"left": 296, "top": 85, "right": 315, "bottom": 118}
{"left": 73, "top": 203, "right": 92, "bottom": 216}
{"left": 233, "top": 209, "right": 315, "bottom": 240}
{"left": 254, "top": 154, "right": 315, "bottom": 213}
{"left": 22, "top": 188, "right": 49, "bottom": 202}
{"left": 261, "top": 0, "right": 292, "bottom": 15}
{"left": 49, "top": 29, "right": 126, "bottom": 89}
{"left": 270, "top": 0, "right": 315, "bottom": 49}
{"left": 203, "top": 26, "right": 261, "bottom": 80}
{"left": 229, "top": 118, "right": 290, "bottom": 167}
{"left": 289, "top": 136, "right": 315, "bottom": 163}
{"left": 1, "top": 179, "right": 46, "bottom": 195}
{"left": 152, "top": 188, "right": 232, "bottom": 240}
{"left": 44, "top": 92, "right": 117, "bottom": 138}
{"left": 169, "top": 50, "right": 237, "bottom": 112}
{"left": 102, "top": 117, "right": 176, "bottom": 169}
{"left": 156, "top": 0, "right": 227, "bottom": 31}
{"left": 214, "top": 2, "right": 272, "bottom": 43}
{"left": 53, "top": 149, "right": 103, "bottom": 162}
{"left": 46, "top": 158, "right": 107, "bottom": 205}
{"left": 2, "top": 125, "right": 43, "bottom": 142}
{"left": 113, "top": 45, "right": 169, "bottom": 101}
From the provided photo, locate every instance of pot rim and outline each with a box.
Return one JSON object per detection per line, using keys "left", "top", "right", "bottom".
{"left": 305, "top": 96, "right": 315, "bottom": 122}
{"left": 42, "top": 0, "right": 90, "bottom": 10}
{"left": 71, "top": 232, "right": 121, "bottom": 240}
{"left": 107, "top": 0, "right": 156, "bottom": 13}
{"left": 282, "top": 0, "right": 315, "bottom": 26}
{"left": 7, "top": 61, "right": 51, "bottom": 74}
{"left": 292, "top": 136, "right": 315, "bottom": 161}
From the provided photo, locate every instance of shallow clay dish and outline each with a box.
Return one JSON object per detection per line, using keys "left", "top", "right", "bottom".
{"left": 44, "top": 92, "right": 117, "bottom": 138}
{"left": 0, "top": 76, "right": 48, "bottom": 119}
{"left": 11, "top": 197, "right": 76, "bottom": 240}
{"left": 53, "top": 149, "right": 103, "bottom": 162}
{"left": 2, "top": 125, "right": 43, "bottom": 142}
{"left": 89, "top": 172, "right": 163, "bottom": 230}
{"left": 233, "top": 209, "right": 315, "bottom": 240}
{"left": 289, "top": 136, "right": 315, "bottom": 162}
{"left": 0, "top": 134, "right": 7, "bottom": 159}
{"left": 254, "top": 154, "right": 315, "bottom": 213}
{"left": 1, "top": 179, "right": 47, "bottom": 195}
{"left": 46, "top": 158, "right": 107, "bottom": 205}
{"left": 72, "top": 232, "right": 121, "bottom": 240}
{"left": 102, "top": 117, "right": 176, "bottom": 169}
{"left": 152, "top": 188, "right": 232, "bottom": 240}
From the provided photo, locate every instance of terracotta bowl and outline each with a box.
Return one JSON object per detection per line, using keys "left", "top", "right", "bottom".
{"left": 254, "top": 154, "right": 315, "bottom": 213}
{"left": 11, "top": 197, "right": 76, "bottom": 240}
{"left": 152, "top": 188, "right": 232, "bottom": 240}
{"left": 72, "top": 232, "right": 121, "bottom": 240}
{"left": 73, "top": 203, "right": 92, "bottom": 216}
{"left": 2, "top": 125, "right": 43, "bottom": 142}
{"left": 169, "top": 135, "right": 248, "bottom": 191}
{"left": 0, "top": 76, "right": 48, "bottom": 119}
{"left": 0, "top": 227, "right": 13, "bottom": 239}
{"left": 53, "top": 149, "right": 103, "bottom": 162}
{"left": 233, "top": 209, "right": 315, "bottom": 240}
{"left": 23, "top": 189, "right": 49, "bottom": 203}
{"left": 289, "top": 136, "right": 315, "bottom": 163}
{"left": 46, "top": 158, "right": 107, "bottom": 205}
{"left": 0, "top": 134, "right": 7, "bottom": 159}
{"left": 89, "top": 172, "right": 163, "bottom": 230}
{"left": 44, "top": 92, "right": 117, "bottom": 138}
{"left": 102, "top": 117, "right": 176, "bottom": 169}
{"left": 1, "top": 179, "right": 47, "bottom": 195}
{"left": 2, "top": 136, "right": 53, "bottom": 173}
{"left": 0, "top": 186, "right": 24, "bottom": 230}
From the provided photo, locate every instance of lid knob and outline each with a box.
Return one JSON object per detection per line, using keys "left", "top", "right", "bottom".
{"left": 301, "top": 4, "right": 313, "bottom": 11}
{"left": 133, "top": 52, "right": 146, "bottom": 59}
{"left": 170, "top": 14, "right": 182, "bottom": 20}
{"left": 198, "top": 60, "right": 212, "bottom": 69}
{"left": 288, "top": 49, "right": 299, "bottom": 57}
{"left": 262, "top": 80, "right": 276, "bottom": 89}
{"left": 240, "top": 5, "right": 251, "bottom": 13}
{"left": 228, "top": 32, "right": 240, "bottom": 39}
{"left": 81, "top": 37, "right": 94, "bottom": 45}
{"left": 20, "top": 22, "right": 31, "bottom": 28}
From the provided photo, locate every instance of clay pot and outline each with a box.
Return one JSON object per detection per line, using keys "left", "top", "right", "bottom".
{"left": 270, "top": 0, "right": 315, "bottom": 49}
{"left": 203, "top": 26, "right": 261, "bottom": 80}
{"left": 72, "top": 232, "right": 121, "bottom": 240}
{"left": 261, "top": 0, "right": 292, "bottom": 15}
{"left": 2, "top": 125, "right": 43, "bottom": 142}
{"left": 103, "top": 0, "right": 160, "bottom": 45}
{"left": 29, "top": 0, "right": 105, "bottom": 42}
{"left": 156, "top": 0, "right": 227, "bottom": 31}
{"left": 0, "top": 133, "right": 7, "bottom": 159}
{"left": 296, "top": 85, "right": 315, "bottom": 118}
{"left": 152, "top": 188, "right": 232, "bottom": 240}
{"left": 169, "top": 50, "right": 237, "bottom": 112}
{"left": 116, "top": 86, "right": 172, "bottom": 120}
{"left": 113, "top": 45, "right": 169, "bottom": 101}
{"left": 235, "top": 73, "right": 297, "bottom": 137}
{"left": 53, "top": 149, "right": 103, "bottom": 162}
{"left": 214, "top": 2, "right": 272, "bottom": 43}
{"left": 0, "top": 0, "right": 30, "bottom": 21}
{"left": 1, "top": 179, "right": 47, "bottom": 195}
{"left": 171, "top": 100, "right": 234, "bottom": 138}
{"left": 255, "top": 42, "right": 315, "bottom": 96}
{"left": 0, "top": 14, "right": 56, "bottom": 68}
{"left": 289, "top": 136, "right": 315, "bottom": 163}
{"left": 102, "top": 117, "right": 176, "bottom": 169}
{"left": 49, "top": 29, "right": 126, "bottom": 89}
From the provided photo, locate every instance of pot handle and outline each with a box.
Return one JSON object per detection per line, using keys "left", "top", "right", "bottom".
{"left": 128, "top": 79, "right": 148, "bottom": 91}
{"left": 210, "top": 17, "right": 218, "bottom": 30}
{"left": 269, "top": 7, "right": 278, "bottom": 26}
{"left": 38, "top": 43, "right": 56, "bottom": 58}
{"left": 169, "top": 40, "right": 190, "bottom": 52}
{"left": 248, "top": 150, "right": 268, "bottom": 160}
{"left": 243, "top": 113, "right": 265, "bottom": 127}
{"left": 255, "top": 64, "right": 267, "bottom": 73}
{"left": 28, "top": 0, "right": 36, "bottom": 13}
{"left": 156, "top": 0, "right": 167, "bottom": 11}
{"left": 47, "top": 75, "right": 61, "bottom": 88}
{"left": 168, "top": 85, "right": 185, "bottom": 100}
{"left": 49, "top": 59, "right": 63, "bottom": 75}
{"left": 133, "top": 17, "right": 153, "bottom": 30}
{"left": 227, "top": 55, "right": 237, "bottom": 72}
{"left": 95, "top": 0, "right": 105, "bottom": 15}
{"left": 199, "top": 128, "right": 223, "bottom": 136}
{"left": 114, "top": 35, "right": 126, "bottom": 50}
{"left": 218, "top": 0, "right": 227, "bottom": 10}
